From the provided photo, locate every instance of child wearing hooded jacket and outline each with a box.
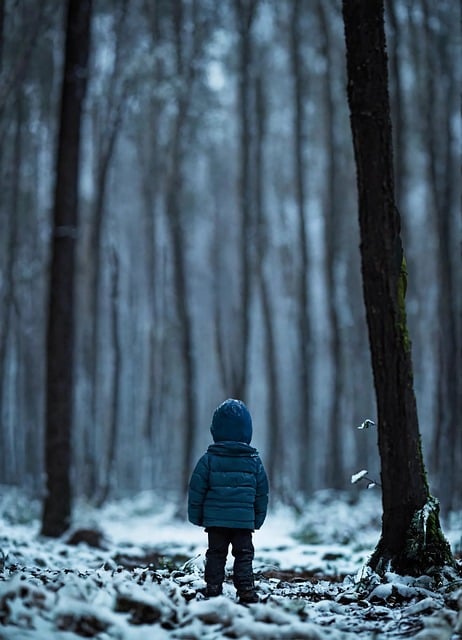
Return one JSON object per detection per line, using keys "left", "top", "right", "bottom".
{"left": 188, "top": 399, "right": 269, "bottom": 604}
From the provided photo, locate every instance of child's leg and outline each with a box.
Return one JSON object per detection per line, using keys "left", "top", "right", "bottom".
{"left": 204, "top": 527, "right": 230, "bottom": 594}
{"left": 230, "top": 529, "right": 255, "bottom": 594}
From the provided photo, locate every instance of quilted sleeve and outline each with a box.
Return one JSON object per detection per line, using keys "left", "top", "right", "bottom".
{"left": 254, "top": 458, "right": 269, "bottom": 530}
{"left": 187, "top": 454, "right": 209, "bottom": 526}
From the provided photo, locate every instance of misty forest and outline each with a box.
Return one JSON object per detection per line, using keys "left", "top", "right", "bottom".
{"left": 0, "top": 0, "right": 461, "bottom": 638}
{"left": 2, "top": 0, "right": 460, "bottom": 517}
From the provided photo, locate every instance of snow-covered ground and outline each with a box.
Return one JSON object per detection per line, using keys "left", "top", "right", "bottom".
{"left": 0, "top": 488, "right": 461, "bottom": 639}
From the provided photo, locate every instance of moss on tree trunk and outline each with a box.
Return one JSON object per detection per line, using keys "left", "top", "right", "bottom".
{"left": 369, "top": 496, "right": 455, "bottom": 576}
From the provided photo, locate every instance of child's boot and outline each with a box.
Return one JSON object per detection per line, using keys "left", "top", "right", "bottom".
{"left": 237, "top": 588, "right": 259, "bottom": 604}
{"left": 205, "top": 584, "right": 222, "bottom": 598}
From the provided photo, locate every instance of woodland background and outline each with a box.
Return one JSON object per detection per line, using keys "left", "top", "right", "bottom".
{"left": 0, "top": 0, "right": 460, "bottom": 514}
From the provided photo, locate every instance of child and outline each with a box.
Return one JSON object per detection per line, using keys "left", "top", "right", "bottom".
{"left": 188, "top": 398, "right": 269, "bottom": 603}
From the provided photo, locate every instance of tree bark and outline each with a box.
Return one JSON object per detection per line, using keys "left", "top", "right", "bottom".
{"left": 342, "top": 0, "right": 454, "bottom": 576}
{"left": 254, "top": 65, "right": 282, "bottom": 492}
{"left": 0, "top": 0, "right": 4, "bottom": 73}
{"left": 385, "top": 0, "right": 405, "bottom": 215}
{"left": 139, "top": 0, "right": 171, "bottom": 487}
{"left": 167, "top": 0, "right": 201, "bottom": 499}
{"left": 167, "top": 111, "right": 196, "bottom": 499}
{"left": 79, "top": 0, "right": 129, "bottom": 499}
{"left": 41, "top": 0, "right": 92, "bottom": 537}
{"left": 421, "top": 0, "right": 460, "bottom": 516}
{"left": 0, "top": 86, "right": 22, "bottom": 483}
{"left": 96, "top": 249, "right": 121, "bottom": 506}
{"left": 233, "top": 0, "right": 258, "bottom": 401}
{"left": 317, "top": 0, "right": 344, "bottom": 490}
{"left": 290, "top": 0, "right": 313, "bottom": 494}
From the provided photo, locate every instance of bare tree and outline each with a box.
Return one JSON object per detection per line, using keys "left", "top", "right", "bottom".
{"left": 317, "top": 0, "right": 345, "bottom": 490}
{"left": 254, "top": 61, "right": 283, "bottom": 491}
{"left": 0, "top": 86, "right": 22, "bottom": 483}
{"left": 166, "top": 0, "right": 205, "bottom": 497}
{"left": 41, "top": 0, "right": 92, "bottom": 537}
{"left": 290, "top": 0, "right": 313, "bottom": 494}
{"left": 0, "top": 0, "right": 4, "bottom": 73}
{"left": 137, "top": 0, "right": 169, "bottom": 487}
{"left": 0, "top": 3, "right": 45, "bottom": 113}
{"left": 79, "top": 0, "right": 130, "bottom": 499}
{"left": 421, "top": 0, "right": 461, "bottom": 516}
{"left": 0, "top": 0, "right": 459, "bottom": 511}
{"left": 385, "top": 0, "right": 406, "bottom": 214}
{"left": 342, "top": 0, "right": 454, "bottom": 575}
{"left": 96, "top": 249, "right": 121, "bottom": 506}
{"left": 230, "top": 0, "right": 259, "bottom": 401}
{"left": 0, "top": 1, "right": 48, "bottom": 485}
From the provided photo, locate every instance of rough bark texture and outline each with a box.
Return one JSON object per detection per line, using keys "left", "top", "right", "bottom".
{"left": 342, "top": 0, "right": 454, "bottom": 576}
{"left": 41, "top": 0, "right": 92, "bottom": 537}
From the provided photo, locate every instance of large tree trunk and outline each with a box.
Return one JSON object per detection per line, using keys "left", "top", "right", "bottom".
{"left": 41, "top": 0, "right": 92, "bottom": 537}
{"left": 342, "top": 0, "right": 454, "bottom": 576}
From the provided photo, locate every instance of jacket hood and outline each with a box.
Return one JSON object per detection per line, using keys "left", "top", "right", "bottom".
{"left": 210, "top": 399, "right": 253, "bottom": 444}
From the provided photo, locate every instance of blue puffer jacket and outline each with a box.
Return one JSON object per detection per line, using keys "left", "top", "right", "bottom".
{"left": 188, "top": 399, "right": 269, "bottom": 530}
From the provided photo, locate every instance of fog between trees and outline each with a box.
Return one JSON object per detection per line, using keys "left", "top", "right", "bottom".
{"left": 0, "top": 0, "right": 460, "bottom": 514}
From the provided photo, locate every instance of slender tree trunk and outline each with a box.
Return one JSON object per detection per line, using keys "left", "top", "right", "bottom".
{"left": 213, "top": 205, "right": 232, "bottom": 394}
{"left": 139, "top": 143, "right": 160, "bottom": 484}
{"left": 290, "top": 0, "right": 313, "bottom": 494}
{"left": 233, "top": 0, "right": 258, "bottom": 401}
{"left": 254, "top": 67, "right": 282, "bottom": 492}
{"left": 385, "top": 0, "right": 405, "bottom": 215}
{"left": 167, "top": 117, "right": 196, "bottom": 498}
{"left": 139, "top": 0, "right": 167, "bottom": 487}
{"left": 421, "top": 0, "right": 459, "bottom": 516}
{"left": 317, "top": 0, "right": 344, "bottom": 490}
{"left": 0, "top": 4, "right": 44, "bottom": 113}
{"left": 0, "top": 0, "right": 4, "bottom": 73}
{"left": 10, "top": 87, "right": 25, "bottom": 483}
{"left": 80, "top": 0, "right": 128, "bottom": 499}
{"left": 0, "top": 87, "right": 22, "bottom": 483}
{"left": 342, "top": 0, "right": 454, "bottom": 576}
{"left": 41, "top": 0, "right": 92, "bottom": 537}
{"left": 167, "top": 0, "right": 201, "bottom": 499}
{"left": 211, "top": 140, "right": 240, "bottom": 395}
{"left": 96, "top": 249, "right": 121, "bottom": 506}
{"left": 0, "top": 3, "right": 44, "bottom": 484}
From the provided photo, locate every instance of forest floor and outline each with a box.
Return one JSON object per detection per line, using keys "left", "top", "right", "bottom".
{"left": 0, "top": 488, "right": 461, "bottom": 639}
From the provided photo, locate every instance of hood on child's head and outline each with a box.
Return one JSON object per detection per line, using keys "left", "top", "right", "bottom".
{"left": 210, "top": 398, "right": 253, "bottom": 444}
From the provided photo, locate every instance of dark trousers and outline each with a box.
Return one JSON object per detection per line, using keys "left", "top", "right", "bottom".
{"left": 205, "top": 527, "right": 255, "bottom": 592}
